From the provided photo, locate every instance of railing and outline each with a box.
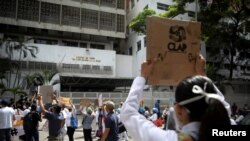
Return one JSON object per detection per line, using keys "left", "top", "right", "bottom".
{"left": 59, "top": 91, "right": 175, "bottom": 109}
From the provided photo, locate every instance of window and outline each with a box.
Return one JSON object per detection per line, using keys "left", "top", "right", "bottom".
{"left": 131, "top": 0, "right": 135, "bottom": 8}
{"left": 34, "top": 38, "right": 58, "bottom": 45}
{"left": 79, "top": 42, "right": 87, "bottom": 48}
{"left": 100, "top": 0, "right": 116, "bottom": 8}
{"left": 157, "top": 2, "right": 169, "bottom": 11}
{"left": 0, "top": 0, "right": 16, "bottom": 18}
{"left": 41, "top": 2, "right": 60, "bottom": 24}
{"left": 117, "top": 0, "right": 125, "bottom": 9}
{"left": 18, "top": 0, "right": 39, "bottom": 21}
{"left": 129, "top": 47, "right": 132, "bottom": 55}
{"left": 187, "top": 11, "right": 195, "bottom": 18}
{"left": 90, "top": 44, "right": 105, "bottom": 50}
{"left": 62, "top": 5, "right": 80, "bottom": 26}
{"left": 117, "top": 14, "right": 125, "bottom": 32}
{"left": 144, "top": 36, "right": 147, "bottom": 47}
{"left": 137, "top": 40, "right": 141, "bottom": 51}
{"left": 81, "top": 9, "right": 98, "bottom": 29}
{"left": 62, "top": 40, "right": 78, "bottom": 47}
{"left": 100, "top": 12, "right": 116, "bottom": 31}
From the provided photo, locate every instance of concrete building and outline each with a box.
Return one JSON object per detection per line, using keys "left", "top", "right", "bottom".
{"left": 0, "top": 0, "right": 249, "bottom": 108}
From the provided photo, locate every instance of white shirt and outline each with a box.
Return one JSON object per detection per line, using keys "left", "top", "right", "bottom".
{"left": 66, "top": 105, "right": 77, "bottom": 127}
{"left": 120, "top": 77, "right": 178, "bottom": 141}
{"left": 0, "top": 106, "right": 15, "bottom": 129}
{"left": 148, "top": 113, "right": 158, "bottom": 121}
{"left": 23, "top": 108, "right": 31, "bottom": 117}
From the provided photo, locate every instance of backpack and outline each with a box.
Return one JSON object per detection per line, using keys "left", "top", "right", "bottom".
{"left": 23, "top": 112, "right": 35, "bottom": 132}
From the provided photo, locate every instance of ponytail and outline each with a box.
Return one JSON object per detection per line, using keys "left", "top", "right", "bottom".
{"left": 198, "top": 99, "right": 230, "bottom": 141}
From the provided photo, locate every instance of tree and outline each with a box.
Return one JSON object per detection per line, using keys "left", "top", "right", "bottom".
{"left": 0, "top": 38, "right": 38, "bottom": 100}
{"left": 129, "top": 0, "right": 250, "bottom": 81}
{"left": 165, "top": 0, "right": 250, "bottom": 80}
{"left": 32, "top": 69, "right": 60, "bottom": 86}
{"left": 129, "top": 9, "right": 156, "bottom": 34}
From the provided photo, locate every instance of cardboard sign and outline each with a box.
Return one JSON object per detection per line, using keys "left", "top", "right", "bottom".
{"left": 58, "top": 96, "right": 71, "bottom": 107}
{"left": 147, "top": 16, "right": 201, "bottom": 86}
{"left": 38, "top": 85, "right": 53, "bottom": 104}
{"left": 80, "top": 99, "right": 92, "bottom": 106}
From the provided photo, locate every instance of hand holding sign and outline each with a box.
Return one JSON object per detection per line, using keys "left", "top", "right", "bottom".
{"left": 141, "top": 58, "right": 158, "bottom": 79}
{"left": 195, "top": 53, "right": 206, "bottom": 75}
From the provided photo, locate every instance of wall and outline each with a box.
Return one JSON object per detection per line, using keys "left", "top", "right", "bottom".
{"left": 116, "top": 54, "right": 133, "bottom": 78}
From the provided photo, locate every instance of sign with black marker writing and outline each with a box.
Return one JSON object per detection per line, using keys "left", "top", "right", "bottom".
{"left": 147, "top": 16, "right": 201, "bottom": 86}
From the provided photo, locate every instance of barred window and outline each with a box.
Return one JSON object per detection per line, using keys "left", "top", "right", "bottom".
{"left": 117, "top": 0, "right": 125, "bottom": 9}
{"left": 62, "top": 5, "right": 80, "bottom": 26}
{"left": 81, "top": 9, "right": 98, "bottom": 29}
{"left": 41, "top": 2, "right": 60, "bottom": 24}
{"left": 100, "top": 0, "right": 116, "bottom": 8}
{"left": 18, "top": 0, "right": 39, "bottom": 21}
{"left": 0, "top": 0, "right": 16, "bottom": 18}
{"left": 100, "top": 12, "right": 116, "bottom": 31}
{"left": 117, "top": 14, "right": 125, "bottom": 32}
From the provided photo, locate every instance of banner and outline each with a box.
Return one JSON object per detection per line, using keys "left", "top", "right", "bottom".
{"left": 80, "top": 99, "right": 92, "bottom": 106}
{"left": 38, "top": 85, "right": 53, "bottom": 104}
{"left": 11, "top": 114, "right": 25, "bottom": 137}
{"left": 98, "top": 94, "right": 103, "bottom": 107}
{"left": 58, "top": 96, "right": 71, "bottom": 107}
{"left": 147, "top": 16, "right": 201, "bottom": 86}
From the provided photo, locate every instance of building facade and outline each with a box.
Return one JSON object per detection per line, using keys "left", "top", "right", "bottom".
{"left": 0, "top": 0, "right": 249, "bottom": 108}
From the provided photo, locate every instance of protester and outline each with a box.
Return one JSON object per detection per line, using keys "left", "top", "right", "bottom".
{"left": 120, "top": 59, "right": 231, "bottom": 141}
{"left": 37, "top": 95, "right": 65, "bottom": 141}
{"left": 23, "top": 104, "right": 42, "bottom": 141}
{"left": 66, "top": 101, "right": 77, "bottom": 141}
{"left": 0, "top": 99, "right": 15, "bottom": 141}
{"left": 82, "top": 107, "right": 95, "bottom": 141}
{"left": 101, "top": 101, "right": 119, "bottom": 141}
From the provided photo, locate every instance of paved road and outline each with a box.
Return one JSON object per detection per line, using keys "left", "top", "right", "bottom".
{"left": 13, "top": 115, "right": 131, "bottom": 141}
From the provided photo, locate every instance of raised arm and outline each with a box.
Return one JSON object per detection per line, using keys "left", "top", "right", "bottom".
{"left": 120, "top": 59, "right": 178, "bottom": 141}
{"left": 37, "top": 95, "right": 47, "bottom": 114}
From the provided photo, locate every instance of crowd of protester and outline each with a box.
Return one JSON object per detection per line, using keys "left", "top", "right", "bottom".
{"left": 0, "top": 91, "right": 249, "bottom": 141}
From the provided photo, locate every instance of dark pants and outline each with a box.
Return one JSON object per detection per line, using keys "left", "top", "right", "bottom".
{"left": 83, "top": 128, "right": 92, "bottom": 141}
{"left": 25, "top": 129, "right": 39, "bottom": 141}
{"left": 0, "top": 128, "right": 11, "bottom": 141}
{"left": 67, "top": 127, "right": 75, "bottom": 141}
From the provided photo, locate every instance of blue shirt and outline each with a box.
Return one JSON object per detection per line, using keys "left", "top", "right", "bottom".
{"left": 104, "top": 111, "right": 119, "bottom": 141}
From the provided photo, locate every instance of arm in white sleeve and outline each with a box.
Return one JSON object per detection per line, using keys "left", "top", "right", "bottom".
{"left": 120, "top": 77, "right": 178, "bottom": 141}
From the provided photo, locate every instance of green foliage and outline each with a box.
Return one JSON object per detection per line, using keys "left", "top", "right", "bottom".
{"left": 32, "top": 69, "right": 59, "bottom": 86}
{"left": 0, "top": 38, "right": 38, "bottom": 99}
{"left": 129, "top": 9, "right": 156, "bottom": 34}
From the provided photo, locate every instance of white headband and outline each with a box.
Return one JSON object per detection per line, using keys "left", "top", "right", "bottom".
{"left": 178, "top": 85, "right": 224, "bottom": 106}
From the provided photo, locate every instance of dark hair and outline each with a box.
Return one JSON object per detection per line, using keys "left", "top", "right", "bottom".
{"left": 31, "top": 104, "right": 37, "bottom": 111}
{"left": 175, "top": 75, "right": 230, "bottom": 141}
{"left": 53, "top": 104, "right": 62, "bottom": 114}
